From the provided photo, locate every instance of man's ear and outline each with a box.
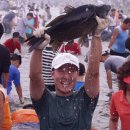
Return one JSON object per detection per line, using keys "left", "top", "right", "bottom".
{"left": 76, "top": 71, "right": 79, "bottom": 80}
{"left": 77, "top": 71, "right": 79, "bottom": 76}
{"left": 51, "top": 71, "right": 54, "bottom": 79}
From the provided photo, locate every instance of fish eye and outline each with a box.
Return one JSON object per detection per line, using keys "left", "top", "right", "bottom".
{"left": 86, "top": 8, "right": 88, "bottom": 12}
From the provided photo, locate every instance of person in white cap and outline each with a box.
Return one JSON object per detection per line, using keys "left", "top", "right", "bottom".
{"left": 29, "top": 16, "right": 109, "bottom": 130}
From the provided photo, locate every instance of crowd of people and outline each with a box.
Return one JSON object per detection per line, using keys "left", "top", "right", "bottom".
{"left": 0, "top": 2, "right": 130, "bottom": 130}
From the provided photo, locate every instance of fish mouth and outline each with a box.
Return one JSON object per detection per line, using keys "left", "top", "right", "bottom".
{"left": 96, "top": 5, "right": 111, "bottom": 18}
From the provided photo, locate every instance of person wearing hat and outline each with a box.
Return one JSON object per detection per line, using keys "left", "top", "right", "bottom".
{"left": 109, "top": 60, "right": 130, "bottom": 130}
{"left": 3, "top": 32, "right": 21, "bottom": 54}
{"left": 29, "top": 16, "right": 109, "bottom": 130}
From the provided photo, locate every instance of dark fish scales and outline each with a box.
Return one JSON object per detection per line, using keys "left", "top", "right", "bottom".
{"left": 27, "top": 4, "right": 111, "bottom": 52}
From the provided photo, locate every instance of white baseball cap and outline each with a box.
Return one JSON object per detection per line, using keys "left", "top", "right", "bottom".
{"left": 52, "top": 53, "right": 79, "bottom": 69}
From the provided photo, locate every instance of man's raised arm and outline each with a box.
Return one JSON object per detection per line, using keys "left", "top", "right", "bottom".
{"left": 30, "top": 28, "right": 51, "bottom": 101}
{"left": 85, "top": 16, "right": 110, "bottom": 98}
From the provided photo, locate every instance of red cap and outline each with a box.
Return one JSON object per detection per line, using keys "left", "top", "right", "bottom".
{"left": 123, "top": 76, "right": 130, "bottom": 84}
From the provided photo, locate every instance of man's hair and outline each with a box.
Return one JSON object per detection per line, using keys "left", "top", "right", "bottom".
{"left": 10, "top": 53, "right": 22, "bottom": 65}
{"left": 111, "top": 8, "right": 116, "bottom": 12}
{"left": 13, "top": 32, "right": 20, "bottom": 38}
{"left": 125, "top": 37, "right": 130, "bottom": 51}
{"left": 117, "top": 60, "right": 130, "bottom": 94}
{"left": 79, "top": 63, "right": 85, "bottom": 76}
{"left": 123, "top": 18, "right": 130, "bottom": 24}
{"left": 27, "top": 12, "right": 33, "bottom": 18}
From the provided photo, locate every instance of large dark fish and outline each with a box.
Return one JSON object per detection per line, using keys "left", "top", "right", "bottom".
{"left": 27, "top": 4, "right": 111, "bottom": 52}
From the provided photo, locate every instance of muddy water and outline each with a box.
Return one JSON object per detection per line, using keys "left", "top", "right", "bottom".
{"left": 8, "top": 41, "right": 119, "bottom": 130}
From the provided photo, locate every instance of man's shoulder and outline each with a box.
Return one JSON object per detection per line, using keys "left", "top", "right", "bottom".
{"left": 10, "top": 65, "right": 19, "bottom": 73}
{"left": 31, "top": 88, "right": 55, "bottom": 106}
{"left": 114, "top": 26, "right": 120, "bottom": 32}
{"left": 74, "top": 87, "right": 96, "bottom": 99}
{"left": 16, "top": 41, "right": 21, "bottom": 46}
{"left": 112, "top": 90, "right": 123, "bottom": 101}
{"left": 22, "top": 18, "right": 27, "bottom": 22}
{"left": 0, "top": 44, "right": 10, "bottom": 54}
{"left": 4, "top": 38, "right": 13, "bottom": 43}
{"left": 105, "top": 56, "right": 124, "bottom": 63}
{"left": 0, "top": 44, "right": 7, "bottom": 50}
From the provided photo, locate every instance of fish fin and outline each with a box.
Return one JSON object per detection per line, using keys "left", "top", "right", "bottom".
{"left": 63, "top": 5, "right": 95, "bottom": 24}
{"left": 64, "top": 6, "right": 75, "bottom": 14}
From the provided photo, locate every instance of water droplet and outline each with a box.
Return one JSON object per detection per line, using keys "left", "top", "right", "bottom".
{"left": 69, "top": 88, "right": 72, "bottom": 92}
{"left": 68, "top": 71, "right": 71, "bottom": 74}
{"left": 66, "top": 98, "right": 69, "bottom": 101}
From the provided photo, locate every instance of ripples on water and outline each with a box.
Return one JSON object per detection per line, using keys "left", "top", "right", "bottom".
{"left": 10, "top": 43, "right": 119, "bottom": 130}
{"left": 13, "top": 124, "right": 39, "bottom": 130}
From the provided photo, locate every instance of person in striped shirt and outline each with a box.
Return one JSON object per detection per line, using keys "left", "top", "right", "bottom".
{"left": 42, "top": 45, "right": 56, "bottom": 91}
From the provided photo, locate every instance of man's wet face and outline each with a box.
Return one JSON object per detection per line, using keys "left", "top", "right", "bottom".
{"left": 53, "top": 63, "right": 78, "bottom": 96}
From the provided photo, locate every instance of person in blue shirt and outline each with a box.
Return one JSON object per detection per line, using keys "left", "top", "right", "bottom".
{"left": 108, "top": 18, "right": 130, "bottom": 57}
{"left": 74, "top": 62, "right": 85, "bottom": 91}
{"left": 25, "top": 12, "right": 35, "bottom": 39}
{"left": 7, "top": 54, "right": 24, "bottom": 104}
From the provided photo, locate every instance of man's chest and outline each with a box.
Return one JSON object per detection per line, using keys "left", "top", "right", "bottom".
{"left": 48, "top": 97, "right": 81, "bottom": 126}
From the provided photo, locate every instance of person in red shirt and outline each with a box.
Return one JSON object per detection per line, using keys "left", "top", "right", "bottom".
{"left": 109, "top": 60, "right": 130, "bottom": 130}
{"left": 3, "top": 32, "right": 21, "bottom": 54}
{"left": 60, "top": 40, "right": 81, "bottom": 55}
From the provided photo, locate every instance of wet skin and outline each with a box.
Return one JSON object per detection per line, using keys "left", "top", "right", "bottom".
{"left": 52, "top": 63, "right": 78, "bottom": 96}
{"left": 123, "top": 23, "right": 130, "bottom": 30}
